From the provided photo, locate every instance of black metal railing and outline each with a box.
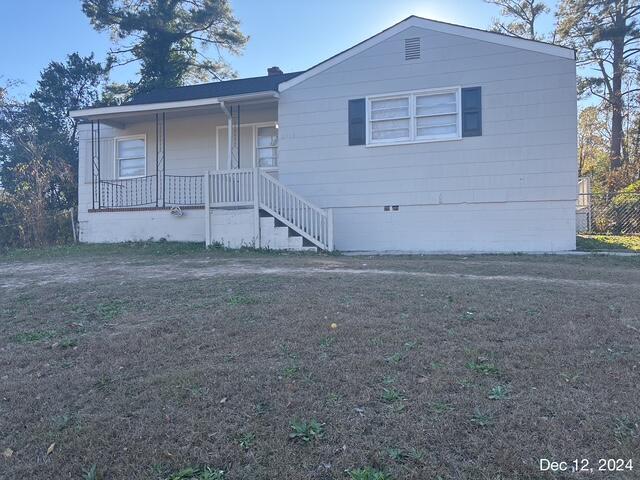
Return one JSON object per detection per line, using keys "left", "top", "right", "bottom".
{"left": 95, "top": 174, "right": 205, "bottom": 209}
{"left": 165, "top": 175, "right": 204, "bottom": 206}
{"left": 577, "top": 192, "right": 640, "bottom": 234}
{"left": 98, "top": 176, "right": 157, "bottom": 208}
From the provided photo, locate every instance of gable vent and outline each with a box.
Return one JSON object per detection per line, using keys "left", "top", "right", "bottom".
{"left": 405, "top": 37, "right": 421, "bottom": 60}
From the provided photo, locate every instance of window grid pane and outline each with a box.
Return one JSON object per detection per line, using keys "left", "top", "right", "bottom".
{"left": 117, "top": 138, "right": 146, "bottom": 177}
{"left": 257, "top": 126, "right": 278, "bottom": 167}
{"left": 368, "top": 90, "right": 459, "bottom": 144}
{"left": 371, "top": 97, "right": 410, "bottom": 121}
{"left": 119, "top": 157, "right": 145, "bottom": 177}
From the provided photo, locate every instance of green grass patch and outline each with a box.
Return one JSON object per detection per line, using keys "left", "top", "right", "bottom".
{"left": 166, "top": 466, "right": 225, "bottom": 480}
{"left": 347, "top": 467, "right": 393, "bottom": 480}
{"left": 466, "top": 359, "right": 500, "bottom": 376}
{"left": 10, "top": 330, "right": 57, "bottom": 343}
{"left": 96, "top": 300, "right": 127, "bottom": 321}
{"left": 577, "top": 235, "right": 640, "bottom": 252}
{"left": 289, "top": 419, "right": 324, "bottom": 443}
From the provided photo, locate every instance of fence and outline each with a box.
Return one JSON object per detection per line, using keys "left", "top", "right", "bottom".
{"left": 577, "top": 192, "right": 640, "bottom": 234}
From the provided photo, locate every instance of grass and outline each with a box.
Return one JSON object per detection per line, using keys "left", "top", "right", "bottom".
{"left": 1, "top": 246, "right": 639, "bottom": 479}
{"left": 488, "top": 385, "right": 509, "bottom": 400}
{"left": 347, "top": 467, "right": 393, "bottom": 480}
{"left": 465, "top": 359, "right": 500, "bottom": 376}
{"left": 577, "top": 234, "right": 640, "bottom": 252}
{"left": 288, "top": 419, "right": 324, "bottom": 443}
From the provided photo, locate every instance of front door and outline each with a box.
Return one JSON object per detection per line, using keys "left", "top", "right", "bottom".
{"left": 216, "top": 123, "right": 278, "bottom": 172}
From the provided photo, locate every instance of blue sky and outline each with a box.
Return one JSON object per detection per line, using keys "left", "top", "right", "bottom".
{"left": 0, "top": 0, "right": 559, "bottom": 98}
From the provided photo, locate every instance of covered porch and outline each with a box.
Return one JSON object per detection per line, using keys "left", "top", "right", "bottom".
{"left": 71, "top": 92, "right": 333, "bottom": 251}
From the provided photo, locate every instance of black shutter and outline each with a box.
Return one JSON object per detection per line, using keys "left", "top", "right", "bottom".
{"left": 461, "top": 87, "right": 482, "bottom": 137}
{"left": 348, "top": 98, "right": 366, "bottom": 145}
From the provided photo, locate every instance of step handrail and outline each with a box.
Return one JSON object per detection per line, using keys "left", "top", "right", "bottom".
{"left": 203, "top": 168, "right": 334, "bottom": 251}
{"left": 257, "top": 170, "right": 333, "bottom": 251}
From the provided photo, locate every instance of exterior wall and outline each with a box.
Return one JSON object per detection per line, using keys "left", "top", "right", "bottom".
{"left": 77, "top": 105, "right": 275, "bottom": 243}
{"left": 80, "top": 208, "right": 205, "bottom": 243}
{"left": 210, "top": 208, "right": 256, "bottom": 248}
{"left": 278, "top": 26, "right": 577, "bottom": 251}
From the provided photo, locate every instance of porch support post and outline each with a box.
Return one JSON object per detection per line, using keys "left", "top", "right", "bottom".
{"left": 91, "top": 121, "right": 95, "bottom": 210}
{"left": 204, "top": 170, "right": 211, "bottom": 247}
{"left": 220, "top": 101, "right": 233, "bottom": 169}
{"left": 97, "top": 120, "right": 101, "bottom": 209}
{"left": 155, "top": 113, "right": 159, "bottom": 207}
{"left": 253, "top": 167, "right": 260, "bottom": 248}
{"left": 162, "top": 112, "right": 166, "bottom": 208}
{"left": 327, "top": 208, "right": 334, "bottom": 252}
{"left": 237, "top": 105, "right": 240, "bottom": 169}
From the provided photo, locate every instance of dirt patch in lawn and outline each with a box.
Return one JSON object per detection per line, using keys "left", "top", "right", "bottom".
{"left": 1, "top": 247, "right": 639, "bottom": 479}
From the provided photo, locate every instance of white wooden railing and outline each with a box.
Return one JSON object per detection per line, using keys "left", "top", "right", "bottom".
{"left": 257, "top": 170, "right": 333, "bottom": 251}
{"left": 204, "top": 168, "right": 333, "bottom": 251}
{"left": 208, "top": 168, "right": 255, "bottom": 207}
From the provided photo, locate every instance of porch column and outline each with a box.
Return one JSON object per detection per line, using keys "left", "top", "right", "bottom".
{"left": 155, "top": 113, "right": 159, "bottom": 207}
{"left": 155, "top": 112, "right": 167, "bottom": 208}
{"left": 91, "top": 121, "right": 95, "bottom": 210}
{"left": 162, "top": 112, "right": 166, "bottom": 208}
{"left": 253, "top": 167, "right": 260, "bottom": 248}
{"left": 220, "top": 101, "right": 233, "bottom": 169}
{"left": 96, "top": 120, "right": 101, "bottom": 209}
{"left": 204, "top": 170, "right": 211, "bottom": 247}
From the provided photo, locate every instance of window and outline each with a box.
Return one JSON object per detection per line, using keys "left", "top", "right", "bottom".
{"left": 367, "top": 88, "right": 460, "bottom": 145}
{"left": 256, "top": 126, "right": 278, "bottom": 167}
{"left": 369, "top": 97, "right": 410, "bottom": 142}
{"left": 116, "top": 137, "right": 146, "bottom": 178}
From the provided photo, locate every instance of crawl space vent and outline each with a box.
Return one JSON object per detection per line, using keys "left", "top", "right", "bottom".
{"left": 405, "top": 37, "right": 421, "bottom": 60}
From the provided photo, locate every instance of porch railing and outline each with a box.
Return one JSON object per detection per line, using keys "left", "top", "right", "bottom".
{"left": 204, "top": 168, "right": 334, "bottom": 251}
{"left": 209, "top": 168, "right": 254, "bottom": 207}
{"left": 94, "top": 168, "right": 334, "bottom": 250}
{"left": 257, "top": 170, "right": 332, "bottom": 250}
{"left": 97, "top": 174, "right": 204, "bottom": 208}
{"left": 99, "top": 175, "right": 157, "bottom": 208}
{"left": 166, "top": 175, "right": 204, "bottom": 206}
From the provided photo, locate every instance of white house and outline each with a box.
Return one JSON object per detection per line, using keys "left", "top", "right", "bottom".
{"left": 70, "top": 16, "right": 577, "bottom": 252}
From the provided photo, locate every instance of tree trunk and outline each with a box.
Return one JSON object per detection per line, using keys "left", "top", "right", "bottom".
{"left": 609, "top": 4, "right": 626, "bottom": 170}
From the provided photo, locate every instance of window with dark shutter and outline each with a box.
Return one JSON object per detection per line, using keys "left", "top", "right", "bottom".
{"left": 348, "top": 98, "right": 366, "bottom": 146}
{"left": 461, "top": 87, "right": 482, "bottom": 137}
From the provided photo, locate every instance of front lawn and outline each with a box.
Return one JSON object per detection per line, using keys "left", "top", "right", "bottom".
{"left": 1, "top": 246, "right": 639, "bottom": 479}
{"left": 577, "top": 234, "right": 640, "bottom": 252}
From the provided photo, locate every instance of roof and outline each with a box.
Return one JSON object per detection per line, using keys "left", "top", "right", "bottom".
{"left": 278, "top": 15, "right": 575, "bottom": 92}
{"left": 126, "top": 71, "right": 303, "bottom": 106}
{"left": 71, "top": 15, "right": 575, "bottom": 119}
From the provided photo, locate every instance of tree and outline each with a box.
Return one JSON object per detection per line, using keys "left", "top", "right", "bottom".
{"left": 486, "top": 0, "right": 550, "bottom": 40}
{"left": 0, "top": 54, "right": 108, "bottom": 206}
{"left": 81, "top": 0, "right": 248, "bottom": 95}
{"left": 0, "top": 95, "right": 72, "bottom": 246}
{"left": 31, "top": 53, "right": 109, "bottom": 152}
{"left": 0, "top": 54, "right": 108, "bottom": 246}
{"left": 578, "top": 106, "right": 610, "bottom": 176}
{"left": 557, "top": 0, "right": 640, "bottom": 171}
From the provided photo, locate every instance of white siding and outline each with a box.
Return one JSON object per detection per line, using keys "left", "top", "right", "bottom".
{"left": 278, "top": 25, "right": 577, "bottom": 251}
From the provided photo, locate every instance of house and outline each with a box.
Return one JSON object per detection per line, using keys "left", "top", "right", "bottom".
{"left": 70, "top": 15, "right": 577, "bottom": 252}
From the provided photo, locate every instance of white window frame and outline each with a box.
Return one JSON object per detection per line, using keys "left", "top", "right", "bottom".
{"left": 256, "top": 124, "right": 279, "bottom": 169}
{"left": 366, "top": 86, "right": 462, "bottom": 147}
{"left": 115, "top": 134, "right": 147, "bottom": 179}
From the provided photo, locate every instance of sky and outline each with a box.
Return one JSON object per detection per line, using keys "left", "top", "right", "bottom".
{"left": 0, "top": 0, "right": 560, "bottom": 98}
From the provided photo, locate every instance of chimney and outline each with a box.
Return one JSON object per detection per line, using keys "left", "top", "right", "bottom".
{"left": 267, "top": 66, "right": 283, "bottom": 76}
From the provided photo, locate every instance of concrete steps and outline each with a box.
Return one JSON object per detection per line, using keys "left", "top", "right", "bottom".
{"left": 259, "top": 215, "right": 317, "bottom": 252}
